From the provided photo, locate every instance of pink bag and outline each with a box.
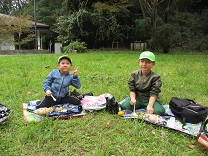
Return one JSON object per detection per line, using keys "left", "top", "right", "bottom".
{"left": 81, "top": 93, "right": 112, "bottom": 111}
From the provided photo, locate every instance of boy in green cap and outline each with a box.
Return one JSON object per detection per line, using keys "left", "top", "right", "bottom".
{"left": 120, "top": 51, "right": 165, "bottom": 115}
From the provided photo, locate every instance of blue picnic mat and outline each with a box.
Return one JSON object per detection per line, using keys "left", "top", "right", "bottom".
{"left": 119, "top": 98, "right": 205, "bottom": 137}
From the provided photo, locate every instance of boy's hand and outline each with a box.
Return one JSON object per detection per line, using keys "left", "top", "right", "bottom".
{"left": 73, "top": 67, "right": 78, "bottom": 76}
{"left": 46, "top": 90, "right": 52, "bottom": 96}
{"left": 130, "top": 98, "right": 136, "bottom": 105}
{"left": 146, "top": 105, "right": 154, "bottom": 114}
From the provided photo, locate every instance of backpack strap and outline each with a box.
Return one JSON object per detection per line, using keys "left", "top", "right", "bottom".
{"left": 203, "top": 119, "right": 208, "bottom": 137}
{"left": 173, "top": 114, "right": 186, "bottom": 128}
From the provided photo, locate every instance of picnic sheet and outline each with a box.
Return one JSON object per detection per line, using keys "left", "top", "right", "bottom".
{"left": 22, "top": 93, "right": 113, "bottom": 124}
{"left": 119, "top": 98, "right": 205, "bottom": 137}
{"left": 22, "top": 102, "right": 84, "bottom": 125}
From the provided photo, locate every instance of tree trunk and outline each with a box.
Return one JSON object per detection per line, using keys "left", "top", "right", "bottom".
{"left": 164, "top": 0, "right": 173, "bottom": 23}
{"left": 150, "top": 1, "right": 157, "bottom": 32}
{"left": 139, "top": 0, "right": 146, "bottom": 19}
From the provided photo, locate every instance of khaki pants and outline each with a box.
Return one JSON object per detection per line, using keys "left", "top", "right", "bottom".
{"left": 120, "top": 97, "right": 165, "bottom": 115}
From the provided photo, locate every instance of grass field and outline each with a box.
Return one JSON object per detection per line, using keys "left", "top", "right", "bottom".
{"left": 0, "top": 51, "right": 208, "bottom": 155}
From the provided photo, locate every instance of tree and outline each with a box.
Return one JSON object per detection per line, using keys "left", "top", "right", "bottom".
{"left": 93, "top": 0, "right": 135, "bottom": 47}
{"left": 0, "top": 14, "right": 33, "bottom": 49}
{"left": 55, "top": 10, "right": 109, "bottom": 48}
{"left": 12, "top": 15, "right": 34, "bottom": 50}
{"left": 7, "top": 0, "right": 208, "bottom": 51}
{"left": 93, "top": 0, "right": 133, "bottom": 13}
{"left": 0, "top": 0, "right": 29, "bottom": 14}
{"left": 133, "top": 18, "right": 151, "bottom": 42}
{"left": 150, "top": 24, "right": 181, "bottom": 53}
{"left": 138, "top": 0, "right": 167, "bottom": 32}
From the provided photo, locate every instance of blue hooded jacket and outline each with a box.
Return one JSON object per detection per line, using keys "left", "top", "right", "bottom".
{"left": 42, "top": 69, "right": 81, "bottom": 99}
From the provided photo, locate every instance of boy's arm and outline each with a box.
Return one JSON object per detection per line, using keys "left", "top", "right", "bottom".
{"left": 71, "top": 76, "right": 81, "bottom": 89}
{"left": 42, "top": 71, "right": 53, "bottom": 92}
{"left": 148, "top": 75, "right": 162, "bottom": 114}
{"left": 150, "top": 75, "right": 162, "bottom": 99}
{"left": 130, "top": 91, "right": 136, "bottom": 105}
{"left": 146, "top": 96, "right": 156, "bottom": 114}
{"left": 71, "top": 67, "right": 81, "bottom": 89}
{"left": 128, "top": 72, "right": 137, "bottom": 105}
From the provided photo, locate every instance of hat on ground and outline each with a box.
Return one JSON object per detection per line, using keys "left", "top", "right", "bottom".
{"left": 139, "top": 51, "right": 155, "bottom": 62}
{"left": 58, "top": 55, "right": 72, "bottom": 64}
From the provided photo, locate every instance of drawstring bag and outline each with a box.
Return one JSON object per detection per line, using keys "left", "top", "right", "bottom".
{"left": 105, "top": 95, "right": 119, "bottom": 114}
{"left": 70, "top": 89, "right": 93, "bottom": 100}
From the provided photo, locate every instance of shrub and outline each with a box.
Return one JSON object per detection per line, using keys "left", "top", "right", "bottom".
{"left": 62, "top": 40, "right": 88, "bottom": 53}
{"left": 150, "top": 24, "right": 182, "bottom": 53}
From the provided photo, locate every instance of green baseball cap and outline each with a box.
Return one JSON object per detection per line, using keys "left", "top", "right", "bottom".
{"left": 58, "top": 55, "right": 72, "bottom": 64}
{"left": 139, "top": 51, "right": 155, "bottom": 62}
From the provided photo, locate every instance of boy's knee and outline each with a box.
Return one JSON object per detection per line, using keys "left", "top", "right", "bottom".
{"left": 120, "top": 103, "right": 131, "bottom": 110}
{"left": 120, "top": 97, "right": 132, "bottom": 110}
{"left": 154, "top": 106, "right": 165, "bottom": 115}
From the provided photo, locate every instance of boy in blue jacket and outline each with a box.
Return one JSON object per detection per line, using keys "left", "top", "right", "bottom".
{"left": 36, "top": 55, "right": 81, "bottom": 108}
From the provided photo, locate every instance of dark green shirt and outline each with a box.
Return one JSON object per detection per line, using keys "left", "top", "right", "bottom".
{"left": 128, "top": 70, "right": 162, "bottom": 100}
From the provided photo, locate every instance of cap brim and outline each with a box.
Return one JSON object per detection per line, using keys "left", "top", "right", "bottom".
{"left": 58, "top": 55, "right": 72, "bottom": 63}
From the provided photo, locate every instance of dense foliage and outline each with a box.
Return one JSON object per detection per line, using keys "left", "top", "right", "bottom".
{"left": 0, "top": 0, "right": 208, "bottom": 52}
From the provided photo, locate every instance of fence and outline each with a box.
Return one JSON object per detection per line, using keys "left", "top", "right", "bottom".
{"left": 130, "top": 42, "right": 147, "bottom": 51}
{"left": 0, "top": 50, "right": 50, "bottom": 55}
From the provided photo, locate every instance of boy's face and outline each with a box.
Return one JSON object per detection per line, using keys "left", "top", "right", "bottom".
{"left": 138, "top": 58, "right": 155, "bottom": 73}
{"left": 58, "top": 58, "right": 72, "bottom": 74}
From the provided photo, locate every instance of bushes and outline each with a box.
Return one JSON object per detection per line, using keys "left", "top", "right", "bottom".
{"left": 150, "top": 24, "right": 182, "bottom": 53}
{"left": 149, "top": 11, "right": 208, "bottom": 52}
{"left": 62, "top": 41, "right": 88, "bottom": 53}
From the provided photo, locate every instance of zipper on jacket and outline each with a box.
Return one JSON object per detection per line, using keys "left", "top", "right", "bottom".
{"left": 57, "top": 76, "right": 64, "bottom": 100}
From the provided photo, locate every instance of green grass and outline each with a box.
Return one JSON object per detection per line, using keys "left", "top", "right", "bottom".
{"left": 0, "top": 51, "right": 208, "bottom": 155}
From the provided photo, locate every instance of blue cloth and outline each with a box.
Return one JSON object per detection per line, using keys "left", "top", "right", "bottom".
{"left": 42, "top": 69, "right": 81, "bottom": 99}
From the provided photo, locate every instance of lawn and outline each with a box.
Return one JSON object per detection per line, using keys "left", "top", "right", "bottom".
{"left": 0, "top": 51, "right": 208, "bottom": 155}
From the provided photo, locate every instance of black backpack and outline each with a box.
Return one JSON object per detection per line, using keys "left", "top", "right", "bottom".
{"left": 105, "top": 95, "right": 119, "bottom": 114}
{"left": 169, "top": 97, "right": 208, "bottom": 124}
{"left": 70, "top": 89, "right": 93, "bottom": 100}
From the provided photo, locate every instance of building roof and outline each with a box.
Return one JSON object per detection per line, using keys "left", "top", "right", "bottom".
{"left": 0, "top": 13, "right": 49, "bottom": 29}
